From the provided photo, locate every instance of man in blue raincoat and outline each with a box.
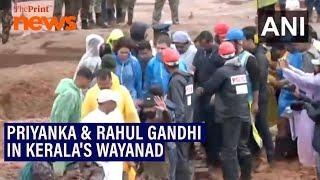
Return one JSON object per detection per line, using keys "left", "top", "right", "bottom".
{"left": 144, "top": 34, "right": 187, "bottom": 95}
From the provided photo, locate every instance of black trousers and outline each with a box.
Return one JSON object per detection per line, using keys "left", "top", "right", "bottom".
{"left": 176, "top": 142, "right": 194, "bottom": 180}
{"left": 205, "top": 119, "right": 222, "bottom": 166}
{"left": 220, "top": 119, "right": 252, "bottom": 180}
{"left": 255, "top": 99, "right": 275, "bottom": 163}
{"left": 194, "top": 96, "right": 221, "bottom": 166}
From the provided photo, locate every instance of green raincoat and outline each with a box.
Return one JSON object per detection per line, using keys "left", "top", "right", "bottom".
{"left": 50, "top": 78, "right": 83, "bottom": 175}
{"left": 50, "top": 78, "right": 82, "bottom": 123}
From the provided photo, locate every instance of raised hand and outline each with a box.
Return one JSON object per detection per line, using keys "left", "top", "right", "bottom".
{"left": 154, "top": 96, "right": 167, "bottom": 111}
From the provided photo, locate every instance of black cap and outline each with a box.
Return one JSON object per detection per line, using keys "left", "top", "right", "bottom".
{"left": 152, "top": 23, "right": 171, "bottom": 33}
{"left": 130, "top": 22, "right": 150, "bottom": 42}
{"left": 101, "top": 54, "right": 116, "bottom": 70}
{"left": 142, "top": 95, "right": 156, "bottom": 108}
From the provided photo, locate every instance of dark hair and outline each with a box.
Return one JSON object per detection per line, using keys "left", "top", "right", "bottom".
{"left": 96, "top": 68, "right": 112, "bottom": 80}
{"left": 156, "top": 34, "right": 171, "bottom": 47}
{"left": 150, "top": 86, "right": 163, "bottom": 96}
{"left": 242, "top": 26, "right": 256, "bottom": 41}
{"left": 101, "top": 54, "right": 116, "bottom": 69}
{"left": 214, "top": 35, "right": 222, "bottom": 44}
{"left": 113, "top": 37, "right": 136, "bottom": 53}
{"left": 32, "top": 162, "right": 54, "bottom": 179}
{"left": 130, "top": 22, "right": 149, "bottom": 42}
{"left": 137, "top": 40, "right": 152, "bottom": 51}
{"left": 194, "top": 31, "right": 213, "bottom": 43}
{"left": 76, "top": 67, "right": 93, "bottom": 80}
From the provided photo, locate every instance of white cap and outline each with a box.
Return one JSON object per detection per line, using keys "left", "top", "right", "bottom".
{"left": 311, "top": 58, "right": 320, "bottom": 65}
{"left": 97, "top": 89, "right": 120, "bottom": 104}
{"left": 172, "top": 31, "right": 191, "bottom": 43}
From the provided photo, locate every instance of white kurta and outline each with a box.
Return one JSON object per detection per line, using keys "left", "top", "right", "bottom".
{"left": 284, "top": 66, "right": 320, "bottom": 167}
{"left": 82, "top": 108, "right": 124, "bottom": 180}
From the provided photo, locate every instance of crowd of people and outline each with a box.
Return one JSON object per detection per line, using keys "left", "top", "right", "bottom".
{"left": 0, "top": 0, "right": 318, "bottom": 180}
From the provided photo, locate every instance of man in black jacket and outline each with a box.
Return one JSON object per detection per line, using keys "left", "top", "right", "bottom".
{"left": 192, "top": 31, "right": 223, "bottom": 170}
{"left": 197, "top": 42, "right": 252, "bottom": 180}
{"left": 162, "top": 47, "right": 194, "bottom": 180}
{"left": 242, "top": 26, "right": 275, "bottom": 169}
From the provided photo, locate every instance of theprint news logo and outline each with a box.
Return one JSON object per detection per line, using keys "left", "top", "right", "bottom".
{"left": 13, "top": 4, "right": 77, "bottom": 31}
{"left": 257, "top": 10, "right": 309, "bottom": 43}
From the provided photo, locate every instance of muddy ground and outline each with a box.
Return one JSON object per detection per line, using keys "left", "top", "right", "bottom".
{"left": 0, "top": 0, "right": 319, "bottom": 179}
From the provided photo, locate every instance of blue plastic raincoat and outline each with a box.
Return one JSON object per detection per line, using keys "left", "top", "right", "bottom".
{"left": 278, "top": 51, "right": 303, "bottom": 116}
{"left": 114, "top": 54, "right": 143, "bottom": 100}
{"left": 143, "top": 54, "right": 187, "bottom": 95}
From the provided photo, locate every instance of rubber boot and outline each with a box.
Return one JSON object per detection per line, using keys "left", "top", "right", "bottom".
{"left": 1, "top": 10, "right": 13, "bottom": 44}
{"left": 81, "top": 20, "right": 89, "bottom": 29}
{"left": 239, "top": 155, "right": 252, "bottom": 180}
{"left": 96, "top": 13, "right": 108, "bottom": 28}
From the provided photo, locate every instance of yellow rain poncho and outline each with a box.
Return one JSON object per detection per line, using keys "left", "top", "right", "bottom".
{"left": 106, "top": 29, "right": 124, "bottom": 51}
{"left": 81, "top": 72, "right": 140, "bottom": 123}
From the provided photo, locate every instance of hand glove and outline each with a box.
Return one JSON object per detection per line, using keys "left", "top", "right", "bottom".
{"left": 290, "top": 101, "right": 305, "bottom": 111}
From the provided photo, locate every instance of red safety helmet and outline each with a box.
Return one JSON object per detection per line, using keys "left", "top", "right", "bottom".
{"left": 218, "top": 41, "right": 236, "bottom": 59}
{"left": 162, "top": 48, "right": 180, "bottom": 66}
{"left": 214, "top": 23, "right": 230, "bottom": 38}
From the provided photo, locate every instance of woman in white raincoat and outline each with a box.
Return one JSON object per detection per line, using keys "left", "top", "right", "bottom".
{"left": 74, "top": 34, "right": 105, "bottom": 82}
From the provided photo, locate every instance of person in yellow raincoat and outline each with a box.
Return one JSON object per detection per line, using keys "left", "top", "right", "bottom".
{"left": 82, "top": 66, "right": 139, "bottom": 180}
{"left": 105, "top": 29, "right": 125, "bottom": 53}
